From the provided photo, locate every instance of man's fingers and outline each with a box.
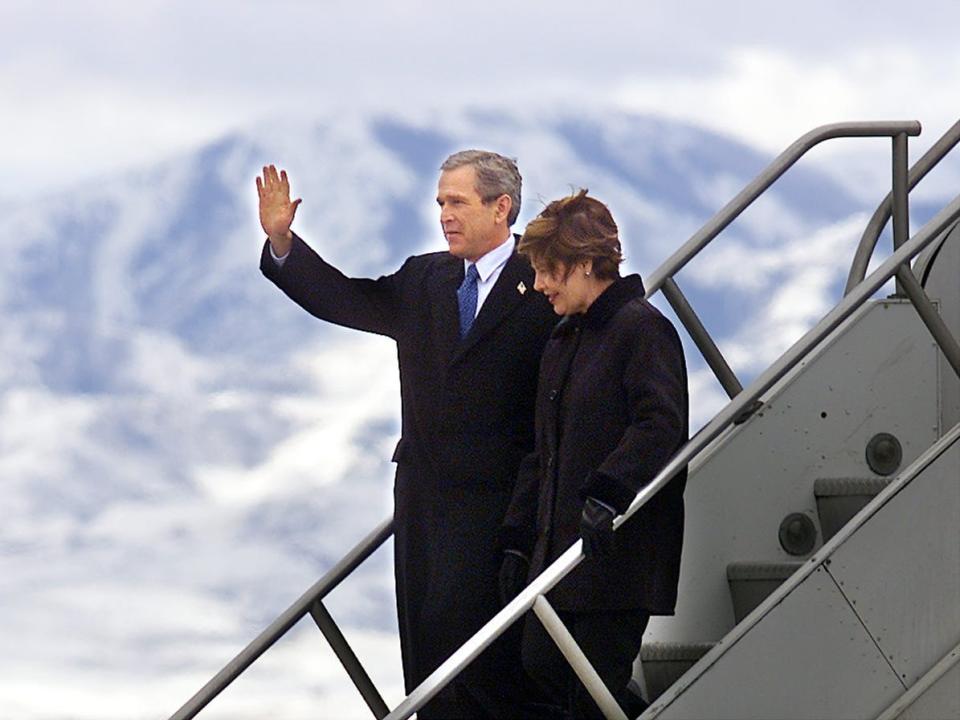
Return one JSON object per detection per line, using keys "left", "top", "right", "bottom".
{"left": 258, "top": 166, "right": 295, "bottom": 207}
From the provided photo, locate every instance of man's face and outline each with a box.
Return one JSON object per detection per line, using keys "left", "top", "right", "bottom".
{"left": 437, "top": 165, "right": 506, "bottom": 261}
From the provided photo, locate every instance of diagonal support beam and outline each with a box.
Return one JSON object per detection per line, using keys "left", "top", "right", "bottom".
{"left": 532, "top": 595, "right": 629, "bottom": 720}
{"left": 310, "top": 600, "right": 391, "bottom": 719}
{"left": 896, "top": 265, "right": 960, "bottom": 379}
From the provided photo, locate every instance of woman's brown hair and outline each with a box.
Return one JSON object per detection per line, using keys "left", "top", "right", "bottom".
{"left": 517, "top": 189, "right": 622, "bottom": 280}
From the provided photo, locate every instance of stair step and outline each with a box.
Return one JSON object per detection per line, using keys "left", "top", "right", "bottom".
{"left": 814, "top": 477, "right": 892, "bottom": 541}
{"left": 727, "top": 562, "right": 804, "bottom": 623}
{"left": 640, "top": 642, "right": 715, "bottom": 702}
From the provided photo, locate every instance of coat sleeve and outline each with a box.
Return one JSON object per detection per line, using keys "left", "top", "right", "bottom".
{"left": 260, "top": 232, "right": 404, "bottom": 339}
{"left": 499, "top": 448, "right": 540, "bottom": 556}
{"left": 582, "top": 312, "right": 688, "bottom": 514}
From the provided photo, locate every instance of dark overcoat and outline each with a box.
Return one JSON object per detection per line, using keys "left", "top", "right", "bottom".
{"left": 261, "top": 234, "right": 556, "bottom": 707}
{"left": 503, "top": 274, "right": 688, "bottom": 614}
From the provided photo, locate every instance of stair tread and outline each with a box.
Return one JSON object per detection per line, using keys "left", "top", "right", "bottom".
{"left": 727, "top": 561, "right": 805, "bottom": 580}
{"left": 814, "top": 477, "right": 892, "bottom": 496}
{"left": 641, "top": 641, "right": 716, "bottom": 661}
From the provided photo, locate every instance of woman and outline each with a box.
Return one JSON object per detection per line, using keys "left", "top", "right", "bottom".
{"left": 500, "top": 189, "right": 689, "bottom": 718}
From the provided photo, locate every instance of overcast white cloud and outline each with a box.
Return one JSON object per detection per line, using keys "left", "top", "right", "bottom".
{"left": 1, "top": 0, "right": 958, "bottom": 200}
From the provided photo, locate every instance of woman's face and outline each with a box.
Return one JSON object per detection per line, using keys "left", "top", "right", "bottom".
{"left": 532, "top": 260, "right": 594, "bottom": 316}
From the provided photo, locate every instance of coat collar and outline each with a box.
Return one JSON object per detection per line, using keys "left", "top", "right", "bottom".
{"left": 553, "top": 274, "right": 645, "bottom": 337}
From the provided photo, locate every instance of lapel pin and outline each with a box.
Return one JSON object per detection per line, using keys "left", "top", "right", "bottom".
{"left": 517, "top": 281, "right": 527, "bottom": 295}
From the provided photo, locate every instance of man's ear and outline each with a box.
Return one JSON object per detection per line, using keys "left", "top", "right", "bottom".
{"left": 495, "top": 194, "right": 512, "bottom": 225}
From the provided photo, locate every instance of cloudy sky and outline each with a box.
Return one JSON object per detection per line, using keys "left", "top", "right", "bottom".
{"left": 1, "top": 3, "right": 958, "bottom": 718}
{"left": 2, "top": 0, "right": 958, "bottom": 202}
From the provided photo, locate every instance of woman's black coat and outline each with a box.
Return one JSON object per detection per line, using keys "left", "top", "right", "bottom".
{"left": 503, "top": 274, "right": 689, "bottom": 614}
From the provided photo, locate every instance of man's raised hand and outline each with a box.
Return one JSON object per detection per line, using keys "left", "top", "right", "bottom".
{"left": 256, "top": 165, "right": 302, "bottom": 257}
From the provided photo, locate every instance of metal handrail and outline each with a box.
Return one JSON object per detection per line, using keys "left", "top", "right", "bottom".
{"left": 894, "top": 265, "right": 960, "bottom": 377}
{"left": 645, "top": 121, "right": 920, "bottom": 296}
{"left": 644, "top": 121, "right": 920, "bottom": 408}
{"left": 876, "top": 637, "right": 960, "bottom": 720}
{"left": 385, "top": 194, "right": 960, "bottom": 720}
{"left": 845, "top": 119, "right": 960, "bottom": 295}
{"left": 169, "top": 516, "right": 394, "bottom": 720}
{"left": 914, "top": 219, "right": 958, "bottom": 285}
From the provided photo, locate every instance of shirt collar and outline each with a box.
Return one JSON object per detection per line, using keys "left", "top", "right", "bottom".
{"left": 465, "top": 234, "right": 514, "bottom": 282}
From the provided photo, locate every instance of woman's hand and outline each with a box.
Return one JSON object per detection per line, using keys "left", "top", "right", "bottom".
{"left": 580, "top": 497, "right": 616, "bottom": 559}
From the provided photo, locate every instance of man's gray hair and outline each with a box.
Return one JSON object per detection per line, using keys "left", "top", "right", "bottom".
{"left": 440, "top": 150, "right": 522, "bottom": 226}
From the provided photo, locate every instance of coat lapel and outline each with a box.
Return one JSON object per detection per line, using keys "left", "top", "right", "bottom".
{"left": 429, "top": 256, "right": 466, "bottom": 362}
{"left": 451, "top": 251, "right": 532, "bottom": 364}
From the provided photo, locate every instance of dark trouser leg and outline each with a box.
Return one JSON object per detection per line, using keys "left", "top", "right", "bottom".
{"left": 415, "top": 609, "right": 535, "bottom": 719}
{"left": 521, "top": 608, "right": 650, "bottom": 720}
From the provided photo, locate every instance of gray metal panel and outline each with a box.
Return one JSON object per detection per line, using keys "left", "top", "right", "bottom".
{"left": 648, "top": 301, "right": 941, "bottom": 644}
{"left": 825, "top": 442, "right": 960, "bottom": 685}
{"left": 650, "top": 566, "right": 904, "bottom": 720}
{"left": 896, "top": 660, "right": 960, "bottom": 720}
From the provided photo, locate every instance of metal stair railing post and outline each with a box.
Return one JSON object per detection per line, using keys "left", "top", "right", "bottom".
{"left": 846, "top": 119, "right": 960, "bottom": 295}
{"left": 894, "top": 266, "right": 960, "bottom": 378}
{"left": 642, "top": 121, "right": 920, "bottom": 420}
{"left": 891, "top": 131, "right": 911, "bottom": 296}
{"left": 531, "top": 595, "right": 629, "bottom": 720}
{"left": 660, "top": 276, "right": 742, "bottom": 399}
{"left": 309, "top": 600, "right": 391, "bottom": 719}
{"left": 382, "top": 193, "right": 960, "bottom": 720}
{"left": 168, "top": 516, "right": 394, "bottom": 720}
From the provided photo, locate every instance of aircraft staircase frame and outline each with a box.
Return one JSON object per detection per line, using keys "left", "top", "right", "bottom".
{"left": 168, "top": 119, "right": 960, "bottom": 720}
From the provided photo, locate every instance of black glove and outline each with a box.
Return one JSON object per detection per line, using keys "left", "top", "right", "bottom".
{"left": 498, "top": 550, "right": 529, "bottom": 606}
{"left": 580, "top": 496, "right": 616, "bottom": 559}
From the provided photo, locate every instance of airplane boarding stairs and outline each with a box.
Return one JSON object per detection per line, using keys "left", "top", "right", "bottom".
{"left": 168, "top": 121, "right": 960, "bottom": 720}
{"left": 638, "top": 221, "right": 960, "bottom": 719}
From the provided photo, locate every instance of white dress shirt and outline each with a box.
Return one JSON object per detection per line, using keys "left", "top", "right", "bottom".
{"left": 465, "top": 234, "right": 514, "bottom": 318}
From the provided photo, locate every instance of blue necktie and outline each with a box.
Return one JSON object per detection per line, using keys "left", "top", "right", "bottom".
{"left": 457, "top": 263, "right": 480, "bottom": 338}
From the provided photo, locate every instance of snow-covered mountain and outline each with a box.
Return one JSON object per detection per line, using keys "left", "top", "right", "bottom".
{"left": 1, "top": 108, "right": 908, "bottom": 718}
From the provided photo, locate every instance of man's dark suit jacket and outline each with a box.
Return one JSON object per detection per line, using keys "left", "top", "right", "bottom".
{"left": 503, "top": 274, "right": 689, "bottom": 614}
{"left": 261, "top": 233, "right": 556, "bottom": 715}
